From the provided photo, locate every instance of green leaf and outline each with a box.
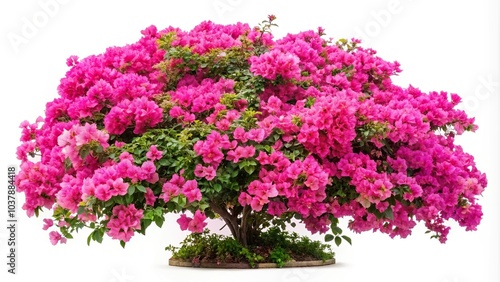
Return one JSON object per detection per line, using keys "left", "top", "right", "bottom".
{"left": 120, "top": 240, "right": 126, "bottom": 248}
{"left": 64, "top": 158, "right": 73, "bottom": 170}
{"left": 94, "top": 144, "right": 103, "bottom": 153}
{"left": 172, "top": 195, "right": 187, "bottom": 207}
{"left": 214, "top": 183, "right": 222, "bottom": 192}
{"left": 34, "top": 207, "right": 41, "bottom": 217}
{"left": 143, "top": 209, "right": 154, "bottom": 220}
{"left": 331, "top": 226, "right": 342, "bottom": 235}
{"left": 79, "top": 146, "right": 91, "bottom": 159}
{"left": 334, "top": 236, "right": 342, "bottom": 247}
{"left": 115, "top": 197, "right": 124, "bottom": 205}
{"left": 61, "top": 228, "right": 74, "bottom": 239}
{"left": 329, "top": 216, "right": 339, "bottom": 225}
{"left": 125, "top": 194, "right": 133, "bottom": 203}
{"left": 384, "top": 207, "right": 394, "bottom": 220}
{"left": 136, "top": 185, "right": 146, "bottom": 193}
{"left": 154, "top": 216, "right": 164, "bottom": 228}
{"left": 324, "top": 234, "right": 334, "bottom": 242}
{"left": 142, "top": 219, "right": 152, "bottom": 231}
{"left": 127, "top": 185, "right": 136, "bottom": 195}
{"left": 204, "top": 209, "right": 216, "bottom": 219}
{"left": 65, "top": 233, "right": 74, "bottom": 239}
{"left": 154, "top": 207, "right": 164, "bottom": 218}
{"left": 177, "top": 196, "right": 187, "bottom": 207}
{"left": 77, "top": 206, "right": 85, "bottom": 215}
{"left": 87, "top": 233, "right": 93, "bottom": 246}
{"left": 94, "top": 229, "right": 103, "bottom": 243}
{"left": 387, "top": 196, "right": 396, "bottom": 206}
{"left": 198, "top": 202, "right": 210, "bottom": 211}
{"left": 166, "top": 202, "right": 176, "bottom": 212}
{"left": 244, "top": 164, "right": 256, "bottom": 175}
{"left": 158, "top": 159, "right": 170, "bottom": 166}
{"left": 238, "top": 161, "right": 247, "bottom": 169}
{"left": 341, "top": 235, "right": 352, "bottom": 245}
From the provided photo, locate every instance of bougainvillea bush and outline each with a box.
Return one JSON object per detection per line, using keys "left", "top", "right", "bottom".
{"left": 16, "top": 16, "right": 486, "bottom": 254}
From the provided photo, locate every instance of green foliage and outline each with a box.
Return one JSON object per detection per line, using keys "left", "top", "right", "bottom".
{"left": 269, "top": 247, "right": 291, "bottom": 268}
{"left": 325, "top": 217, "right": 352, "bottom": 247}
{"left": 167, "top": 228, "right": 334, "bottom": 268}
{"left": 166, "top": 230, "right": 265, "bottom": 267}
{"left": 257, "top": 227, "right": 334, "bottom": 262}
{"left": 335, "top": 38, "right": 359, "bottom": 52}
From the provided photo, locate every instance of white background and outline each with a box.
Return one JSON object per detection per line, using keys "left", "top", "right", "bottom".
{"left": 0, "top": 1, "right": 499, "bottom": 282}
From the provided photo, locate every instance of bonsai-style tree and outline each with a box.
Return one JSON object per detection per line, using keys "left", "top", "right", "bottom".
{"left": 15, "top": 16, "right": 486, "bottom": 263}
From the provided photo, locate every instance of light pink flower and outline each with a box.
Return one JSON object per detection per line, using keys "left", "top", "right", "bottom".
{"left": 42, "top": 219, "right": 53, "bottom": 230}
{"left": 49, "top": 231, "right": 67, "bottom": 245}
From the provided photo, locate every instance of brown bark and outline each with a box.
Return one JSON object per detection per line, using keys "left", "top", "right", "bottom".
{"left": 208, "top": 201, "right": 253, "bottom": 247}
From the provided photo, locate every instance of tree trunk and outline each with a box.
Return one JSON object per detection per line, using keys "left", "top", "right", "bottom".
{"left": 208, "top": 202, "right": 255, "bottom": 248}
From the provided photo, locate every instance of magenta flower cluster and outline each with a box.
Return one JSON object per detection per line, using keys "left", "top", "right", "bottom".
{"left": 15, "top": 18, "right": 486, "bottom": 247}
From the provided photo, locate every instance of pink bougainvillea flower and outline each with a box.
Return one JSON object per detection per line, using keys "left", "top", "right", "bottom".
{"left": 49, "top": 231, "right": 67, "bottom": 245}
{"left": 145, "top": 187, "right": 156, "bottom": 206}
{"left": 267, "top": 201, "right": 287, "bottom": 217}
{"left": 177, "top": 214, "right": 191, "bottom": 231}
{"left": 238, "top": 192, "right": 253, "bottom": 207}
{"left": 249, "top": 49, "right": 302, "bottom": 80}
{"left": 226, "top": 145, "right": 256, "bottom": 163}
{"left": 146, "top": 145, "right": 163, "bottom": 161}
{"left": 42, "top": 219, "right": 53, "bottom": 230}
{"left": 188, "top": 210, "right": 208, "bottom": 233}
{"left": 14, "top": 19, "right": 486, "bottom": 248}
{"left": 58, "top": 220, "right": 70, "bottom": 228}
{"left": 176, "top": 211, "right": 208, "bottom": 233}
{"left": 182, "top": 180, "right": 202, "bottom": 203}
{"left": 161, "top": 182, "right": 181, "bottom": 202}
{"left": 194, "top": 164, "right": 217, "bottom": 181}
{"left": 106, "top": 204, "right": 143, "bottom": 242}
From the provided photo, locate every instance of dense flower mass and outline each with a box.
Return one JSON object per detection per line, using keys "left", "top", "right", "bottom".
{"left": 15, "top": 17, "right": 486, "bottom": 247}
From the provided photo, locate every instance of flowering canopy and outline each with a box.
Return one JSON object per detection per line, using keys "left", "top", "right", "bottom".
{"left": 15, "top": 17, "right": 486, "bottom": 247}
